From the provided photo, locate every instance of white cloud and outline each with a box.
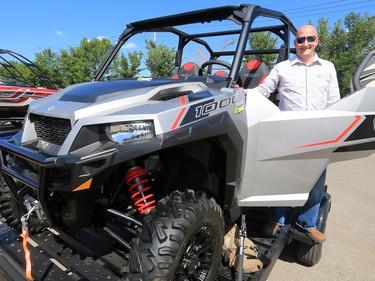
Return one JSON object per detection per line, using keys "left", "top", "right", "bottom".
{"left": 123, "top": 42, "right": 137, "bottom": 49}
{"left": 54, "top": 30, "right": 65, "bottom": 36}
{"left": 97, "top": 35, "right": 109, "bottom": 41}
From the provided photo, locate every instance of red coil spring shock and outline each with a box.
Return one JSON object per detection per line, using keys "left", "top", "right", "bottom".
{"left": 125, "top": 166, "right": 156, "bottom": 214}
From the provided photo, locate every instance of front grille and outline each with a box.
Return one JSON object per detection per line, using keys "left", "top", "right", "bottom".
{"left": 30, "top": 114, "right": 71, "bottom": 146}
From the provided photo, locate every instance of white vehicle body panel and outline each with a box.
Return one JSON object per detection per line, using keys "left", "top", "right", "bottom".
{"left": 240, "top": 87, "right": 375, "bottom": 207}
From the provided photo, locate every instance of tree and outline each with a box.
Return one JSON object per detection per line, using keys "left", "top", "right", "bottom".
{"left": 246, "top": 32, "right": 278, "bottom": 68}
{"left": 316, "top": 12, "right": 375, "bottom": 97}
{"left": 34, "top": 48, "right": 63, "bottom": 89}
{"left": 0, "top": 60, "right": 28, "bottom": 84}
{"left": 60, "top": 37, "right": 114, "bottom": 86}
{"left": 109, "top": 51, "right": 144, "bottom": 79}
{"left": 316, "top": 18, "right": 330, "bottom": 57}
{"left": 145, "top": 40, "right": 175, "bottom": 77}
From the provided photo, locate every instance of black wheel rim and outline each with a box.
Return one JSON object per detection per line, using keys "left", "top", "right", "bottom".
{"left": 175, "top": 225, "right": 216, "bottom": 280}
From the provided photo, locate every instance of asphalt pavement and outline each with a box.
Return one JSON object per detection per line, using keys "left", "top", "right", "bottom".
{"left": 268, "top": 153, "right": 375, "bottom": 281}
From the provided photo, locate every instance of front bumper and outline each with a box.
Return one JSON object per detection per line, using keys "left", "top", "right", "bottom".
{"left": 0, "top": 136, "right": 117, "bottom": 227}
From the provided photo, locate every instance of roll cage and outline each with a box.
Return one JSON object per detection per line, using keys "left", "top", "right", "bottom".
{"left": 0, "top": 49, "right": 56, "bottom": 89}
{"left": 94, "top": 4, "right": 297, "bottom": 87}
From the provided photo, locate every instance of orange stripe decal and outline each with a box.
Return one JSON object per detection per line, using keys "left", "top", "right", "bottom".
{"left": 179, "top": 95, "right": 187, "bottom": 104}
{"left": 170, "top": 96, "right": 188, "bottom": 130}
{"left": 171, "top": 107, "right": 186, "bottom": 130}
{"left": 294, "top": 115, "right": 362, "bottom": 149}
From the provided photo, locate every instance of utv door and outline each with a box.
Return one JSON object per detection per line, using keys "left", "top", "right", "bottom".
{"left": 238, "top": 52, "right": 375, "bottom": 208}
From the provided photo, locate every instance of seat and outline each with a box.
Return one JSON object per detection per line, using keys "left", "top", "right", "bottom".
{"left": 276, "top": 44, "right": 287, "bottom": 63}
{"left": 171, "top": 62, "right": 200, "bottom": 79}
{"left": 214, "top": 70, "right": 229, "bottom": 77}
{"left": 237, "top": 60, "right": 269, "bottom": 89}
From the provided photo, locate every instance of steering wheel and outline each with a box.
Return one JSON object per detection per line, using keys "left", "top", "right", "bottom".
{"left": 199, "top": 60, "right": 231, "bottom": 76}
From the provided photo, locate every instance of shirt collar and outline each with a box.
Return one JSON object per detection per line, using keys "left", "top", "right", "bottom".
{"left": 290, "top": 53, "right": 322, "bottom": 66}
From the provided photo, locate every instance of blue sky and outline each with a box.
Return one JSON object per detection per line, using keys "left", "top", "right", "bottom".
{"left": 2, "top": 0, "right": 374, "bottom": 59}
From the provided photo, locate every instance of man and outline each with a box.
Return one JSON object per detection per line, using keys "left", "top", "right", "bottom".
{"left": 249, "top": 25, "right": 340, "bottom": 242}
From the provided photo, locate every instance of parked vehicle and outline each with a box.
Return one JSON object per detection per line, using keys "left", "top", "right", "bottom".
{"left": 0, "top": 49, "right": 58, "bottom": 126}
{"left": 0, "top": 4, "right": 374, "bottom": 281}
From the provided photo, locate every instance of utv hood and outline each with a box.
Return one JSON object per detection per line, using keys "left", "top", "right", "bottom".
{"left": 26, "top": 79, "right": 206, "bottom": 122}
{"left": 58, "top": 79, "right": 177, "bottom": 103}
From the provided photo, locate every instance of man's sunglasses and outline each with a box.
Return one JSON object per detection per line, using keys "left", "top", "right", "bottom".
{"left": 296, "top": 36, "right": 317, "bottom": 44}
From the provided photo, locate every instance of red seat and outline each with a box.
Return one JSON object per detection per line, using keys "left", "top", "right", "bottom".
{"left": 214, "top": 70, "right": 228, "bottom": 77}
{"left": 172, "top": 62, "right": 200, "bottom": 79}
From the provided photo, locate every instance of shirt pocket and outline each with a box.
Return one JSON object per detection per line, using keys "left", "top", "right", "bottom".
{"left": 313, "top": 73, "right": 330, "bottom": 89}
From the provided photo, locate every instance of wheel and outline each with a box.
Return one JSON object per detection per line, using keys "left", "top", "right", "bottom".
{"left": 295, "top": 192, "right": 331, "bottom": 266}
{"left": 296, "top": 241, "right": 322, "bottom": 266}
{"left": 199, "top": 60, "right": 231, "bottom": 75}
{"left": 0, "top": 180, "right": 48, "bottom": 234}
{"left": 128, "top": 189, "right": 224, "bottom": 280}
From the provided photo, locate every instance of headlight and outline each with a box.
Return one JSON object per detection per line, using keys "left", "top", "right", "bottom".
{"left": 106, "top": 121, "right": 155, "bottom": 143}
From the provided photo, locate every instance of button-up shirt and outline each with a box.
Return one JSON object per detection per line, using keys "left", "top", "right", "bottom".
{"left": 252, "top": 54, "right": 341, "bottom": 111}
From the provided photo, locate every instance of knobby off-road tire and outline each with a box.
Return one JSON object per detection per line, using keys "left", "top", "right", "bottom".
{"left": 128, "top": 189, "right": 224, "bottom": 281}
{"left": 0, "top": 182, "right": 47, "bottom": 234}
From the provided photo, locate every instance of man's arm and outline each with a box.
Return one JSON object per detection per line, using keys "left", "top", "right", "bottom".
{"left": 250, "top": 65, "right": 280, "bottom": 97}
{"left": 327, "top": 63, "right": 341, "bottom": 106}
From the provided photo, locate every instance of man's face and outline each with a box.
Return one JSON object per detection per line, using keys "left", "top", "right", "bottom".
{"left": 294, "top": 27, "right": 319, "bottom": 61}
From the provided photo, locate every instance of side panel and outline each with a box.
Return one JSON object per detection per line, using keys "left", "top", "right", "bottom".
{"left": 240, "top": 88, "right": 375, "bottom": 207}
